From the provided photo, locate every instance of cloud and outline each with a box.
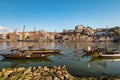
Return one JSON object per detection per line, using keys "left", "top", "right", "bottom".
{"left": 0, "top": 26, "right": 12, "bottom": 34}
{"left": 0, "top": 26, "right": 5, "bottom": 30}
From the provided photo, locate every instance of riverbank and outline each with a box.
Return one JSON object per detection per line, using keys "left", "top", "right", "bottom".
{"left": 0, "top": 66, "right": 120, "bottom": 80}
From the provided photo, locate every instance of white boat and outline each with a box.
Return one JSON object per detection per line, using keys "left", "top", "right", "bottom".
{"left": 89, "top": 57, "right": 120, "bottom": 62}
{"left": 99, "top": 52, "right": 120, "bottom": 58}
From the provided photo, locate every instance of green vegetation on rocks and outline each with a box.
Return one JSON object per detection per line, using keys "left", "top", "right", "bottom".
{"left": 0, "top": 66, "right": 120, "bottom": 80}
{"left": 0, "top": 66, "right": 74, "bottom": 80}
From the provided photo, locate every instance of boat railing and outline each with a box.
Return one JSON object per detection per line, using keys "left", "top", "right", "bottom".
{"left": 0, "top": 47, "right": 17, "bottom": 54}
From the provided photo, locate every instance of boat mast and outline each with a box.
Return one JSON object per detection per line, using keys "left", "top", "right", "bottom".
{"left": 105, "top": 25, "right": 108, "bottom": 41}
{"left": 33, "top": 27, "right": 36, "bottom": 47}
{"left": 22, "top": 25, "right": 25, "bottom": 40}
{"left": 105, "top": 25, "right": 108, "bottom": 49}
{"left": 33, "top": 27, "right": 35, "bottom": 41}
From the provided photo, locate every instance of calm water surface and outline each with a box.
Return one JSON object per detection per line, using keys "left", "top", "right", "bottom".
{"left": 0, "top": 41, "right": 120, "bottom": 76}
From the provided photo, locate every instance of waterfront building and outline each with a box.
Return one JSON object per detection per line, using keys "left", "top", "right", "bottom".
{"left": 0, "top": 34, "right": 7, "bottom": 39}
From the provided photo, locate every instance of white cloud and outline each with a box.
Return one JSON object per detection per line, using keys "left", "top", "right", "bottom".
{"left": 0, "top": 26, "right": 12, "bottom": 34}
{"left": 0, "top": 26, "right": 5, "bottom": 30}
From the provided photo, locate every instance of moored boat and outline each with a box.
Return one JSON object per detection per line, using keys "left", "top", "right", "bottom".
{"left": 82, "top": 46, "right": 120, "bottom": 58}
{"left": 82, "top": 47, "right": 106, "bottom": 57}
{"left": 0, "top": 52, "right": 51, "bottom": 59}
{"left": 0, "top": 46, "right": 61, "bottom": 59}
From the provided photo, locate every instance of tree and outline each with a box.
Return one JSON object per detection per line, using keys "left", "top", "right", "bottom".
{"left": 87, "top": 26, "right": 93, "bottom": 29}
{"left": 115, "top": 28, "right": 120, "bottom": 35}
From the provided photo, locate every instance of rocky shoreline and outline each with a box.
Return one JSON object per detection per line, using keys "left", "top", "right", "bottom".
{"left": 0, "top": 66, "right": 120, "bottom": 80}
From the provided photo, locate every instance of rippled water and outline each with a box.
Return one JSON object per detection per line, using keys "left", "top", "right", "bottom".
{"left": 0, "top": 41, "right": 120, "bottom": 76}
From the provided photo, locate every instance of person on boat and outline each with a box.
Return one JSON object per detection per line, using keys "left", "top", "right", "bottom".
{"left": 88, "top": 46, "right": 91, "bottom": 51}
{"left": 28, "top": 46, "right": 34, "bottom": 50}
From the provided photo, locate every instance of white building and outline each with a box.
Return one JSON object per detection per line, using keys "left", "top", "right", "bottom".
{"left": 75, "top": 25, "right": 84, "bottom": 30}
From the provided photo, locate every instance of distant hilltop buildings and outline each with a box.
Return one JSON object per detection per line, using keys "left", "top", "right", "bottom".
{"left": 0, "top": 25, "right": 120, "bottom": 42}
{"left": 61, "top": 25, "right": 120, "bottom": 42}
{"left": 63, "top": 25, "right": 94, "bottom": 36}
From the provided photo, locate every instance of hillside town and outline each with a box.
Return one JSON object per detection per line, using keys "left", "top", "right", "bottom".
{"left": 0, "top": 25, "right": 120, "bottom": 42}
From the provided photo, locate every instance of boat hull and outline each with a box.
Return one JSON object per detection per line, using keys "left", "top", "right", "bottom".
{"left": 99, "top": 53, "right": 120, "bottom": 58}
{"left": 0, "top": 53, "right": 51, "bottom": 59}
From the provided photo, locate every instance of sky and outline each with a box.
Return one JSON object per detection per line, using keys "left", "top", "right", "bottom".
{"left": 0, "top": 0, "right": 120, "bottom": 32}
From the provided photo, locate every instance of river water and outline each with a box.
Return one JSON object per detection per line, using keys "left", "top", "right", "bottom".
{"left": 0, "top": 41, "right": 120, "bottom": 76}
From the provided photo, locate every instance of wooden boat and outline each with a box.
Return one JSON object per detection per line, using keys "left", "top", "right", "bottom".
{"left": 82, "top": 47, "right": 106, "bottom": 57}
{"left": 0, "top": 46, "right": 61, "bottom": 59}
{"left": 82, "top": 46, "right": 120, "bottom": 58}
{"left": 0, "top": 51, "right": 51, "bottom": 59}
{"left": 82, "top": 47, "right": 107, "bottom": 54}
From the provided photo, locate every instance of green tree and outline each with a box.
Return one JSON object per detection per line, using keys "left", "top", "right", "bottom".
{"left": 87, "top": 26, "right": 93, "bottom": 29}
{"left": 115, "top": 28, "right": 120, "bottom": 35}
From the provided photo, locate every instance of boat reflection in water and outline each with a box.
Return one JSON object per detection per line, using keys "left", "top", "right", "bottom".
{"left": 0, "top": 58, "right": 53, "bottom": 69}
{"left": 87, "top": 57, "right": 120, "bottom": 68}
